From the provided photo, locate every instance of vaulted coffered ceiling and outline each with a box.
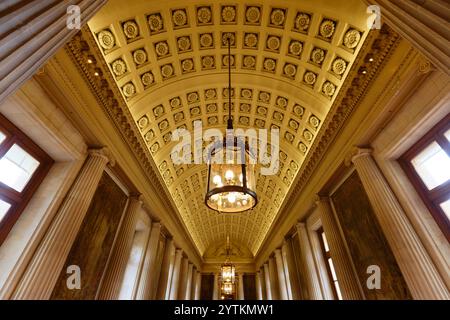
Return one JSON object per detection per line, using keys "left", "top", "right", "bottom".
{"left": 87, "top": 0, "right": 372, "bottom": 256}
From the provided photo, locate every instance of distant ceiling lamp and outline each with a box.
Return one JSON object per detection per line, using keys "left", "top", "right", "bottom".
{"left": 205, "top": 33, "right": 258, "bottom": 213}
{"left": 220, "top": 236, "right": 236, "bottom": 297}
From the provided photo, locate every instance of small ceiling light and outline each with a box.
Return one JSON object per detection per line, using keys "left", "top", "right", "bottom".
{"left": 87, "top": 58, "right": 93, "bottom": 64}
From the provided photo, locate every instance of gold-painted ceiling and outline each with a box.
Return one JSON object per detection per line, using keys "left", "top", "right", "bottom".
{"left": 87, "top": 0, "right": 372, "bottom": 256}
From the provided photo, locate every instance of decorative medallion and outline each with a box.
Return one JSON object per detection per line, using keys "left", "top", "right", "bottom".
{"left": 276, "top": 96, "right": 288, "bottom": 109}
{"left": 199, "top": 33, "right": 214, "bottom": 49}
{"left": 122, "top": 20, "right": 139, "bottom": 40}
{"left": 293, "top": 104, "right": 304, "bottom": 117}
{"left": 133, "top": 48, "right": 147, "bottom": 65}
{"left": 206, "top": 103, "right": 218, "bottom": 113}
{"left": 332, "top": 57, "right": 347, "bottom": 75}
{"left": 190, "top": 106, "right": 201, "bottom": 117}
{"left": 309, "top": 115, "right": 320, "bottom": 128}
{"left": 273, "top": 111, "right": 284, "bottom": 122}
{"left": 150, "top": 142, "right": 160, "bottom": 154}
{"left": 172, "top": 9, "right": 188, "bottom": 28}
{"left": 144, "top": 129, "right": 155, "bottom": 142}
{"left": 138, "top": 116, "right": 149, "bottom": 129}
{"left": 240, "top": 103, "right": 251, "bottom": 113}
{"left": 158, "top": 119, "right": 169, "bottom": 132}
{"left": 239, "top": 116, "right": 250, "bottom": 125}
{"left": 181, "top": 58, "right": 195, "bottom": 73}
{"left": 263, "top": 58, "right": 277, "bottom": 72}
{"left": 173, "top": 111, "right": 185, "bottom": 123}
{"left": 303, "top": 129, "right": 313, "bottom": 142}
{"left": 257, "top": 106, "right": 267, "bottom": 115}
{"left": 153, "top": 104, "right": 165, "bottom": 119}
{"left": 288, "top": 119, "right": 299, "bottom": 131}
{"left": 170, "top": 97, "right": 182, "bottom": 109}
{"left": 269, "top": 8, "right": 286, "bottom": 27}
{"left": 288, "top": 40, "right": 303, "bottom": 57}
{"left": 240, "top": 88, "right": 253, "bottom": 100}
{"left": 177, "top": 36, "right": 192, "bottom": 53}
{"left": 204, "top": 88, "right": 217, "bottom": 100}
{"left": 258, "top": 91, "right": 271, "bottom": 103}
{"left": 283, "top": 63, "right": 297, "bottom": 78}
{"left": 97, "top": 29, "right": 115, "bottom": 50}
{"left": 222, "top": 54, "right": 235, "bottom": 68}
{"left": 154, "top": 41, "right": 170, "bottom": 58}
{"left": 222, "top": 32, "right": 236, "bottom": 47}
{"left": 160, "top": 63, "right": 174, "bottom": 79}
{"left": 319, "top": 19, "right": 336, "bottom": 39}
{"left": 201, "top": 55, "right": 215, "bottom": 69}
{"left": 122, "top": 82, "right": 136, "bottom": 98}
{"left": 284, "top": 131, "right": 295, "bottom": 143}
{"left": 243, "top": 33, "right": 258, "bottom": 49}
{"left": 322, "top": 81, "right": 336, "bottom": 97}
{"left": 141, "top": 72, "right": 154, "bottom": 87}
{"left": 111, "top": 59, "right": 127, "bottom": 77}
{"left": 343, "top": 28, "right": 362, "bottom": 49}
{"left": 294, "top": 12, "right": 311, "bottom": 33}
{"left": 303, "top": 71, "right": 317, "bottom": 85}
{"left": 147, "top": 13, "right": 164, "bottom": 34}
{"left": 310, "top": 47, "right": 326, "bottom": 65}
{"left": 266, "top": 35, "right": 281, "bottom": 52}
{"left": 208, "top": 116, "right": 218, "bottom": 125}
{"left": 221, "top": 5, "right": 237, "bottom": 24}
{"left": 242, "top": 55, "right": 256, "bottom": 69}
{"left": 245, "top": 6, "right": 261, "bottom": 25}
{"left": 187, "top": 91, "right": 200, "bottom": 103}
{"left": 298, "top": 142, "right": 308, "bottom": 153}
{"left": 197, "top": 6, "right": 212, "bottom": 25}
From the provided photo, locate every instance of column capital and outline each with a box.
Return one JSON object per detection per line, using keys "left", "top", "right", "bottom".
{"left": 88, "top": 147, "right": 116, "bottom": 166}
{"left": 343, "top": 147, "right": 373, "bottom": 166}
{"left": 314, "top": 194, "right": 331, "bottom": 205}
{"left": 295, "top": 222, "right": 306, "bottom": 231}
{"left": 129, "top": 193, "right": 144, "bottom": 203}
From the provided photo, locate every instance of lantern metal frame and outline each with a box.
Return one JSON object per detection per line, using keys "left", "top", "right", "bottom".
{"left": 204, "top": 33, "right": 258, "bottom": 213}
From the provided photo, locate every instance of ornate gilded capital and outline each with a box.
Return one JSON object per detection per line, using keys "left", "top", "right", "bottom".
{"left": 87, "top": 147, "right": 115, "bottom": 166}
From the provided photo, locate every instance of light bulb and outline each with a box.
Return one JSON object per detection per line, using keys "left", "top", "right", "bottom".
{"left": 225, "top": 170, "right": 234, "bottom": 181}
{"left": 242, "top": 199, "right": 247, "bottom": 206}
{"left": 213, "top": 175, "right": 222, "bottom": 185}
{"left": 228, "top": 193, "right": 236, "bottom": 203}
{"left": 239, "top": 174, "right": 243, "bottom": 183}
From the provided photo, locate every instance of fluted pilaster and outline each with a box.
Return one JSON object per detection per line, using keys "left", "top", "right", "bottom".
{"left": 263, "top": 263, "right": 272, "bottom": 300}
{"left": 194, "top": 272, "right": 202, "bottom": 300}
{"left": 274, "top": 249, "right": 289, "bottom": 300}
{"left": 157, "top": 238, "right": 176, "bottom": 300}
{"left": 136, "top": 222, "right": 162, "bottom": 300}
{"left": 98, "top": 195, "right": 143, "bottom": 299}
{"left": 296, "top": 223, "right": 323, "bottom": 300}
{"left": 352, "top": 148, "right": 449, "bottom": 299}
{"left": 185, "top": 263, "right": 193, "bottom": 300}
{"left": 12, "top": 148, "right": 111, "bottom": 299}
{"left": 256, "top": 271, "right": 263, "bottom": 300}
{"left": 268, "top": 257, "right": 279, "bottom": 300}
{"left": 316, "top": 196, "right": 363, "bottom": 300}
{"left": 169, "top": 249, "right": 183, "bottom": 300}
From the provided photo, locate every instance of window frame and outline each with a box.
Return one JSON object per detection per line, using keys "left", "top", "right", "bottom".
{"left": 317, "top": 227, "right": 341, "bottom": 300}
{"left": 399, "top": 114, "right": 450, "bottom": 241}
{"left": 0, "top": 113, "right": 53, "bottom": 245}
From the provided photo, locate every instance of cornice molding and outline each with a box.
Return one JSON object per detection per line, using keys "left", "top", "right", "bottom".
{"left": 64, "top": 28, "right": 202, "bottom": 263}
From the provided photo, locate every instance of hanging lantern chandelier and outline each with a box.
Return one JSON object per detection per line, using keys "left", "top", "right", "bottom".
{"left": 220, "top": 236, "right": 236, "bottom": 297}
{"left": 205, "top": 33, "right": 258, "bottom": 213}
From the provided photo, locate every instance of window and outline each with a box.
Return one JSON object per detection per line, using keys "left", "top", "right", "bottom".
{"left": 400, "top": 114, "right": 450, "bottom": 240}
{"left": 318, "top": 227, "right": 342, "bottom": 300}
{"left": 0, "top": 113, "right": 53, "bottom": 245}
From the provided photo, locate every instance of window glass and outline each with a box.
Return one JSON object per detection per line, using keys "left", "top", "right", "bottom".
{"left": 321, "top": 232, "right": 330, "bottom": 252}
{"left": 0, "top": 199, "right": 11, "bottom": 223}
{"left": 439, "top": 198, "right": 450, "bottom": 221}
{"left": 0, "top": 144, "right": 40, "bottom": 192}
{"left": 0, "top": 131, "right": 5, "bottom": 145}
{"left": 411, "top": 141, "right": 450, "bottom": 190}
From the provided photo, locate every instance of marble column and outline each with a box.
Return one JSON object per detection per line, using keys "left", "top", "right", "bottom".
{"left": 274, "top": 249, "right": 289, "bottom": 300}
{"left": 352, "top": 148, "right": 450, "bottom": 299}
{"left": 263, "top": 263, "right": 272, "bottom": 300}
{"left": 0, "top": 0, "right": 107, "bottom": 103}
{"left": 98, "top": 195, "right": 143, "bottom": 299}
{"left": 280, "top": 244, "right": 293, "bottom": 300}
{"left": 259, "top": 267, "right": 267, "bottom": 299}
{"left": 367, "top": 0, "right": 449, "bottom": 75}
{"left": 194, "top": 272, "right": 202, "bottom": 300}
{"left": 168, "top": 249, "right": 183, "bottom": 300}
{"left": 12, "top": 148, "right": 111, "bottom": 299}
{"left": 135, "top": 222, "right": 162, "bottom": 300}
{"left": 212, "top": 273, "right": 219, "bottom": 300}
{"left": 255, "top": 271, "right": 263, "bottom": 300}
{"left": 185, "top": 263, "right": 194, "bottom": 300}
{"left": 268, "top": 257, "right": 279, "bottom": 300}
{"left": 238, "top": 273, "right": 245, "bottom": 300}
{"left": 316, "top": 196, "right": 363, "bottom": 300}
{"left": 296, "top": 223, "right": 323, "bottom": 300}
{"left": 157, "top": 238, "right": 176, "bottom": 300}
{"left": 177, "top": 257, "right": 189, "bottom": 300}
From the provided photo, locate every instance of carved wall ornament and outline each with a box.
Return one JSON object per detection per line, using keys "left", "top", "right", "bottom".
{"left": 311, "top": 47, "right": 326, "bottom": 65}
{"left": 154, "top": 41, "right": 170, "bottom": 58}
{"left": 242, "top": 55, "right": 256, "bottom": 69}
{"left": 141, "top": 72, "right": 154, "bottom": 87}
{"left": 199, "top": 33, "right": 214, "bottom": 49}
{"left": 177, "top": 36, "right": 192, "bottom": 53}
{"left": 322, "top": 80, "right": 336, "bottom": 97}
{"left": 221, "top": 6, "right": 237, "bottom": 24}
{"left": 133, "top": 48, "right": 147, "bottom": 65}
{"left": 111, "top": 59, "right": 127, "bottom": 77}
{"left": 319, "top": 19, "right": 336, "bottom": 39}
{"left": 201, "top": 55, "right": 215, "bottom": 69}
{"left": 243, "top": 33, "right": 258, "bottom": 49}
{"left": 288, "top": 40, "right": 303, "bottom": 57}
{"left": 160, "top": 63, "right": 174, "bottom": 79}
{"left": 332, "top": 57, "right": 348, "bottom": 75}
{"left": 122, "top": 82, "right": 136, "bottom": 98}
{"left": 303, "top": 71, "right": 317, "bottom": 85}
{"left": 172, "top": 9, "right": 188, "bottom": 28}
{"left": 181, "top": 58, "right": 195, "bottom": 73}
{"left": 263, "top": 58, "right": 277, "bottom": 72}
{"left": 266, "top": 35, "right": 281, "bottom": 52}
{"left": 269, "top": 8, "right": 286, "bottom": 27}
